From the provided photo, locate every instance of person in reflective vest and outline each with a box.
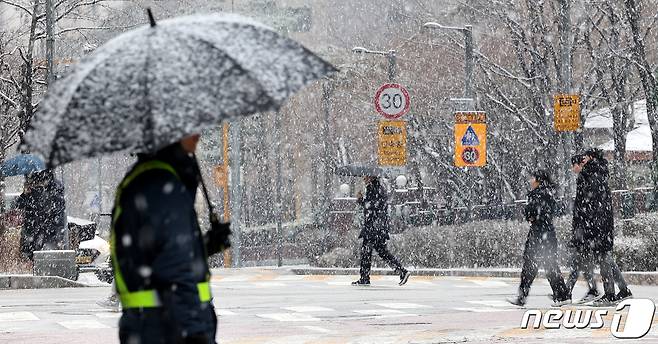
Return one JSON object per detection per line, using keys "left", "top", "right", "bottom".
{"left": 112, "top": 134, "right": 229, "bottom": 344}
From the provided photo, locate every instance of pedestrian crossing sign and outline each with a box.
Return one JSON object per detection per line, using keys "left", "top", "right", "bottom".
{"left": 461, "top": 126, "right": 480, "bottom": 146}
{"left": 454, "top": 112, "right": 486, "bottom": 167}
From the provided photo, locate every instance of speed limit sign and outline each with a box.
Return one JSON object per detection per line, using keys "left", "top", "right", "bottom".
{"left": 374, "top": 83, "right": 411, "bottom": 119}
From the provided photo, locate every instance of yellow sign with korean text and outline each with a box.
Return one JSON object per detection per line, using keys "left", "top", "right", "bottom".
{"left": 378, "top": 120, "right": 407, "bottom": 166}
{"left": 454, "top": 112, "right": 487, "bottom": 167}
{"left": 554, "top": 94, "right": 580, "bottom": 131}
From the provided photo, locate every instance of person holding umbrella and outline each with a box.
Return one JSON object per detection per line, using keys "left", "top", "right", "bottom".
{"left": 352, "top": 174, "right": 411, "bottom": 286}
{"left": 22, "top": 9, "right": 335, "bottom": 343}
{"left": 507, "top": 170, "right": 571, "bottom": 307}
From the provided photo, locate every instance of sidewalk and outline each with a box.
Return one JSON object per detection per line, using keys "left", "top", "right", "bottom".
{"left": 289, "top": 266, "right": 658, "bottom": 286}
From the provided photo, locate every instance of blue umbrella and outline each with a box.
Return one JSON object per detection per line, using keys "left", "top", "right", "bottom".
{"left": 0, "top": 154, "right": 46, "bottom": 177}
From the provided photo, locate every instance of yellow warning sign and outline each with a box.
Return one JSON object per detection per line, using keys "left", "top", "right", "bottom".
{"left": 554, "top": 94, "right": 580, "bottom": 131}
{"left": 455, "top": 112, "right": 486, "bottom": 167}
{"left": 378, "top": 120, "right": 407, "bottom": 166}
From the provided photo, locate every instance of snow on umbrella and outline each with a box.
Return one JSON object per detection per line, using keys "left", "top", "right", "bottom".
{"left": 24, "top": 11, "right": 336, "bottom": 167}
{"left": 0, "top": 154, "right": 45, "bottom": 177}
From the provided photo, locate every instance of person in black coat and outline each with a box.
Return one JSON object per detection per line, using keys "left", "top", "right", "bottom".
{"left": 508, "top": 170, "right": 571, "bottom": 307}
{"left": 113, "top": 135, "right": 229, "bottom": 344}
{"left": 575, "top": 149, "right": 632, "bottom": 306}
{"left": 13, "top": 169, "right": 66, "bottom": 260}
{"left": 566, "top": 154, "right": 600, "bottom": 301}
{"left": 352, "top": 175, "right": 411, "bottom": 286}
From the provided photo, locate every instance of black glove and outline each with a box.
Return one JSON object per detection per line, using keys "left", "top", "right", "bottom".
{"left": 204, "top": 213, "right": 231, "bottom": 256}
{"left": 180, "top": 333, "right": 209, "bottom": 344}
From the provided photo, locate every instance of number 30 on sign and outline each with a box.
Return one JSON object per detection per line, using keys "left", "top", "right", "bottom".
{"left": 374, "top": 83, "right": 411, "bottom": 119}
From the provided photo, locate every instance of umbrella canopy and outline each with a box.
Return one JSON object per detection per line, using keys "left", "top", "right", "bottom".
{"left": 335, "top": 165, "right": 389, "bottom": 178}
{"left": 0, "top": 154, "right": 45, "bottom": 177}
{"left": 25, "top": 12, "right": 336, "bottom": 167}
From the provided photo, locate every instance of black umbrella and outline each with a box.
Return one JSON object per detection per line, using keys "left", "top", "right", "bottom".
{"left": 24, "top": 11, "right": 336, "bottom": 167}
{"left": 335, "top": 165, "right": 389, "bottom": 178}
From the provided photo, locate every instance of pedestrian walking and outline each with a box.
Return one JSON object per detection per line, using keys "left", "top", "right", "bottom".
{"left": 352, "top": 175, "right": 411, "bottom": 286}
{"left": 566, "top": 154, "right": 600, "bottom": 302}
{"left": 13, "top": 169, "right": 66, "bottom": 260}
{"left": 575, "top": 149, "right": 632, "bottom": 306}
{"left": 508, "top": 170, "right": 571, "bottom": 307}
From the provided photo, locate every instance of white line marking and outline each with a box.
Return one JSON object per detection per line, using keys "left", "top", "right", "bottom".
{"left": 353, "top": 309, "right": 405, "bottom": 315}
{"left": 58, "top": 320, "right": 110, "bottom": 329}
{"left": 216, "top": 309, "right": 237, "bottom": 316}
{"left": 256, "top": 313, "right": 320, "bottom": 322}
{"left": 466, "top": 300, "right": 515, "bottom": 308}
{"left": 469, "top": 280, "right": 509, "bottom": 287}
{"left": 327, "top": 282, "right": 352, "bottom": 286}
{"left": 0, "top": 312, "right": 39, "bottom": 322}
{"left": 302, "top": 325, "right": 331, "bottom": 333}
{"left": 95, "top": 313, "right": 122, "bottom": 319}
{"left": 454, "top": 307, "right": 517, "bottom": 313}
{"left": 374, "top": 303, "right": 432, "bottom": 309}
{"left": 283, "top": 306, "right": 335, "bottom": 313}
{"left": 251, "top": 282, "right": 287, "bottom": 288}
{"left": 274, "top": 275, "right": 306, "bottom": 281}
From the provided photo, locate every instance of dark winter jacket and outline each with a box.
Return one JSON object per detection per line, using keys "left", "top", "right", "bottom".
{"left": 113, "top": 143, "right": 216, "bottom": 344}
{"left": 572, "top": 157, "right": 614, "bottom": 253}
{"left": 524, "top": 183, "right": 557, "bottom": 234}
{"left": 358, "top": 178, "right": 390, "bottom": 242}
{"left": 14, "top": 171, "right": 66, "bottom": 260}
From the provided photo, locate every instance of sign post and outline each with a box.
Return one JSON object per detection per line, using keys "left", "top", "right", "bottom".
{"left": 454, "top": 111, "right": 487, "bottom": 167}
{"left": 554, "top": 94, "right": 580, "bottom": 131}
{"left": 374, "top": 83, "right": 410, "bottom": 171}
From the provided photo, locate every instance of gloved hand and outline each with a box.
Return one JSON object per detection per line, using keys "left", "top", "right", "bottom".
{"left": 180, "top": 333, "right": 209, "bottom": 344}
{"left": 204, "top": 213, "right": 231, "bottom": 256}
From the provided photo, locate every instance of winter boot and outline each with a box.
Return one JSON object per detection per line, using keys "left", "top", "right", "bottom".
{"left": 399, "top": 270, "right": 412, "bottom": 286}
{"left": 351, "top": 278, "right": 370, "bottom": 286}
{"left": 592, "top": 294, "right": 619, "bottom": 307}
{"left": 616, "top": 288, "right": 633, "bottom": 302}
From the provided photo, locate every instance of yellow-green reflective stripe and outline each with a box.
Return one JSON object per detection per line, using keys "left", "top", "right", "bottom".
{"left": 120, "top": 282, "right": 211, "bottom": 309}
{"left": 120, "top": 289, "right": 161, "bottom": 309}
{"left": 197, "top": 281, "right": 211, "bottom": 302}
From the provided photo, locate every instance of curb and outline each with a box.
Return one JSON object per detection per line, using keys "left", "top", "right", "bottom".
{"left": 290, "top": 268, "right": 658, "bottom": 286}
{"left": 0, "top": 275, "right": 88, "bottom": 289}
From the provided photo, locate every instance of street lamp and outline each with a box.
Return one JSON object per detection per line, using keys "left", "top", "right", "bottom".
{"left": 423, "top": 22, "right": 475, "bottom": 109}
{"left": 352, "top": 46, "right": 397, "bottom": 82}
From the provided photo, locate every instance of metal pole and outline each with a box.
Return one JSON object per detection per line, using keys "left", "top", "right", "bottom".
{"left": 321, "top": 81, "right": 333, "bottom": 228}
{"left": 464, "top": 25, "right": 475, "bottom": 109}
{"left": 45, "top": 0, "right": 55, "bottom": 86}
{"left": 229, "top": 121, "right": 242, "bottom": 267}
{"left": 559, "top": 0, "right": 574, "bottom": 208}
{"left": 274, "top": 112, "right": 283, "bottom": 267}
{"left": 387, "top": 50, "right": 396, "bottom": 82}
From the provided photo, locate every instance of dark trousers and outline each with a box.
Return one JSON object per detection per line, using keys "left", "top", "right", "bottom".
{"left": 597, "top": 250, "right": 629, "bottom": 298}
{"left": 359, "top": 239, "right": 405, "bottom": 281}
{"left": 519, "top": 231, "right": 570, "bottom": 300}
{"left": 566, "top": 248, "right": 598, "bottom": 293}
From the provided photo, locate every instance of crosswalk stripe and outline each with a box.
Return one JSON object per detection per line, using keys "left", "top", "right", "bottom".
{"left": 353, "top": 309, "right": 405, "bottom": 315}
{"left": 374, "top": 303, "right": 432, "bottom": 309}
{"left": 256, "top": 313, "right": 320, "bottom": 322}
{"left": 0, "top": 312, "right": 39, "bottom": 322}
{"left": 283, "top": 306, "right": 335, "bottom": 313}
{"left": 58, "top": 320, "right": 110, "bottom": 329}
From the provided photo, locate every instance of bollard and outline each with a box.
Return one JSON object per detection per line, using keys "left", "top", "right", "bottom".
{"left": 33, "top": 250, "right": 77, "bottom": 280}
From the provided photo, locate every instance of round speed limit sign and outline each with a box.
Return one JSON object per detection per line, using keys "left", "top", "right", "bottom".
{"left": 374, "top": 83, "right": 411, "bottom": 119}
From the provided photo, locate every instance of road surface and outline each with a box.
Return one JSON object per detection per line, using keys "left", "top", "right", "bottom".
{"left": 2, "top": 268, "right": 658, "bottom": 343}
